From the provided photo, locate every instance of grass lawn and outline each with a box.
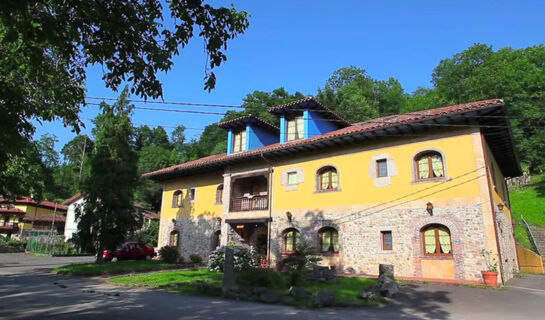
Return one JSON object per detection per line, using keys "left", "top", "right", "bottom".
{"left": 110, "top": 268, "right": 378, "bottom": 307}
{"left": 510, "top": 174, "right": 545, "bottom": 249}
{"left": 110, "top": 269, "right": 222, "bottom": 294}
{"left": 53, "top": 260, "right": 178, "bottom": 276}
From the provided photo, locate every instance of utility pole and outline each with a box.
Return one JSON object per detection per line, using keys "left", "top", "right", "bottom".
{"left": 50, "top": 203, "right": 58, "bottom": 237}
{"left": 78, "top": 136, "right": 87, "bottom": 180}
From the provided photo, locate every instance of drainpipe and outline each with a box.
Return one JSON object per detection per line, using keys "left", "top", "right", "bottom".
{"left": 261, "top": 152, "right": 274, "bottom": 268}
{"left": 481, "top": 133, "right": 505, "bottom": 285}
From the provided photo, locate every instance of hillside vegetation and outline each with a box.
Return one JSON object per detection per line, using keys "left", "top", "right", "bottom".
{"left": 510, "top": 174, "right": 545, "bottom": 250}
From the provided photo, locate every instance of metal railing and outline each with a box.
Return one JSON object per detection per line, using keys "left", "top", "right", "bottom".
{"left": 230, "top": 195, "right": 268, "bottom": 212}
{"left": 521, "top": 215, "right": 542, "bottom": 255}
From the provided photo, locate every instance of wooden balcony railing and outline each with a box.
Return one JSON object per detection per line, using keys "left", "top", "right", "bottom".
{"left": 0, "top": 222, "right": 19, "bottom": 230}
{"left": 230, "top": 195, "right": 268, "bottom": 212}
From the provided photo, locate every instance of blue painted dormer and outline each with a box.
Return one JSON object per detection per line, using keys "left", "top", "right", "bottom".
{"left": 218, "top": 115, "right": 279, "bottom": 155}
{"left": 268, "top": 97, "right": 351, "bottom": 144}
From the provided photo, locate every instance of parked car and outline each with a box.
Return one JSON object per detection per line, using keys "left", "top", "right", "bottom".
{"left": 103, "top": 242, "right": 155, "bottom": 262}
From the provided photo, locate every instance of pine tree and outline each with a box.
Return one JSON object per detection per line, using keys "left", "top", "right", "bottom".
{"left": 76, "top": 89, "right": 140, "bottom": 260}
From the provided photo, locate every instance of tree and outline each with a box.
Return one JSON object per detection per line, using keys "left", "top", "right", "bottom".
{"left": 61, "top": 135, "right": 94, "bottom": 165}
{"left": 0, "top": 0, "right": 249, "bottom": 197}
{"left": 77, "top": 90, "right": 140, "bottom": 259}
{"left": 432, "top": 44, "right": 545, "bottom": 172}
{"left": 317, "top": 67, "right": 408, "bottom": 122}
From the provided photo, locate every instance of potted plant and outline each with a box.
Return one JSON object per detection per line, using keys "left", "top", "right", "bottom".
{"left": 480, "top": 249, "right": 499, "bottom": 286}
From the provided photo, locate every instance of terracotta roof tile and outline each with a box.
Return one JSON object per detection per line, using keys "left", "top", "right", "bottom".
{"left": 23, "top": 214, "right": 66, "bottom": 223}
{"left": 144, "top": 99, "right": 512, "bottom": 179}
{"left": 61, "top": 193, "right": 83, "bottom": 205}
{"left": 267, "top": 96, "right": 351, "bottom": 126}
{"left": 0, "top": 197, "right": 67, "bottom": 211}
{"left": 218, "top": 114, "right": 279, "bottom": 133}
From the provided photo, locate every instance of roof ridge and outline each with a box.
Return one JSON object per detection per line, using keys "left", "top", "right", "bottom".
{"left": 143, "top": 98, "right": 512, "bottom": 179}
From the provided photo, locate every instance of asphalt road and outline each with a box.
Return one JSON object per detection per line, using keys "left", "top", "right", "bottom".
{"left": 0, "top": 253, "right": 544, "bottom": 320}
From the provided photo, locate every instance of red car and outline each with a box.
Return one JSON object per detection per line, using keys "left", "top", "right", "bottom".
{"left": 103, "top": 242, "right": 156, "bottom": 262}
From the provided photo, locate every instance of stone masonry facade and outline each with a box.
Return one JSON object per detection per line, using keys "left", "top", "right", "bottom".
{"left": 158, "top": 202, "right": 505, "bottom": 283}
{"left": 268, "top": 204, "right": 491, "bottom": 282}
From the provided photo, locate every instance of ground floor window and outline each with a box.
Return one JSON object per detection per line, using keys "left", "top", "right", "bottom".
{"left": 381, "top": 231, "right": 392, "bottom": 250}
{"left": 319, "top": 227, "right": 339, "bottom": 253}
{"left": 422, "top": 224, "right": 452, "bottom": 256}
{"left": 283, "top": 228, "right": 300, "bottom": 253}
{"left": 169, "top": 230, "right": 179, "bottom": 247}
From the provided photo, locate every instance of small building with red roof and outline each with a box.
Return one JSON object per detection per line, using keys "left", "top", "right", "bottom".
{"left": 0, "top": 197, "right": 67, "bottom": 237}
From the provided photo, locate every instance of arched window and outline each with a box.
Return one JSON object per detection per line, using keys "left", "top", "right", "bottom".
{"left": 421, "top": 224, "right": 452, "bottom": 256}
{"left": 317, "top": 166, "right": 339, "bottom": 191}
{"left": 319, "top": 227, "right": 339, "bottom": 253}
{"left": 216, "top": 184, "right": 223, "bottom": 205}
{"left": 283, "top": 228, "right": 301, "bottom": 253}
{"left": 415, "top": 151, "right": 445, "bottom": 180}
{"left": 172, "top": 190, "right": 183, "bottom": 208}
{"left": 169, "top": 230, "right": 180, "bottom": 247}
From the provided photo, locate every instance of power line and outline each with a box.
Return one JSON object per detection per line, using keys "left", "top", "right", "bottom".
{"left": 85, "top": 96, "right": 244, "bottom": 109}
{"left": 333, "top": 166, "right": 485, "bottom": 224}
{"left": 335, "top": 171, "right": 488, "bottom": 225}
{"left": 86, "top": 102, "right": 227, "bottom": 116}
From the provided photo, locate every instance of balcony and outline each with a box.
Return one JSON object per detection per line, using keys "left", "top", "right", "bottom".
{"left": 0, "top": 222, "right": 19, "bottom": 231}
{"left": 230, "top": 195, "right": 268, "bottom": 212}
{"left": 229, "top": 175, "right": 269, "bottom": 212}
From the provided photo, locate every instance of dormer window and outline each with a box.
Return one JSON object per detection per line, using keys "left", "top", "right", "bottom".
{"left": 232, "top": 130, "right": 247, "bottom": 153}
{"left": 286, "top": 116, "right": 304, "bottom": 141}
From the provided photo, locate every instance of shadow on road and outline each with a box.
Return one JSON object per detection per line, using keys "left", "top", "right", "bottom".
{"left": 0, "top": 269, "right": 455, "bottom": 320}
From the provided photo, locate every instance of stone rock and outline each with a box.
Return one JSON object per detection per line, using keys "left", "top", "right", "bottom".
{"left": 197, "top": 283, "right": 222, "bottom": 296}
{"left": 314, "top": 290, "right": 336, "bottom": 307}
{"left": 310, "top": 266, "right": 338, "bottom": 284}
{"left": 258, "top": 288, "right": 280, "bottom": 303}
{"left": 379, "top": 264, "right": 394, "bottom": 278}
{"left": 378, "top": 275, "right": 399, "bottom": 298}
{"left": 358, "top": 285, "right": 380, "bottom": 300}
{"left": 288, "top": 286, "right": 313, "bottom": 299}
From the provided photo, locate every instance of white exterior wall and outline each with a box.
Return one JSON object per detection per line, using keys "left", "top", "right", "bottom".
{"left": 64, "top": 198, "right": 84, "bottom": 241}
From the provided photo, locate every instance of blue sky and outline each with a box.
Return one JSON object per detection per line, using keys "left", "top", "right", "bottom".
{"left": 35, "top": 0, "right": 545, "bottom": 151}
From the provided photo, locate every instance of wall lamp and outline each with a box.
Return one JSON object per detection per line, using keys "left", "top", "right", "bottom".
{"left": 426, "top": 202, "right": 434, "bottom": 216}
{"left": 286, "top": 211, "right": 293, "bottom": 222}
{"left": 497, "top": 203, "right": 504, "bottom": 211}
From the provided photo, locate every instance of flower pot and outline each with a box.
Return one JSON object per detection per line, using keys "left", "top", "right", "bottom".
{"left": 481, "top": 271, "right": 498, "bottom": 286}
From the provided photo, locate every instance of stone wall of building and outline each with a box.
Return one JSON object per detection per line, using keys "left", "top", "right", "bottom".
{"left": 158, "top": 215, "right": 220, "bottom": 263}
{"left": 495, "top": 209, "right": 518, "bottom": 281}
{"left": 269, "top": 204, "right": 492, "bottom": 282}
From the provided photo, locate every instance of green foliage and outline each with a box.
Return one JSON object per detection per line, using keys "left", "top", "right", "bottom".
{"left": 110, "top": 268, "right": 222, "bottom": 288}
{"left": 138, "top": 221, "right": 159, "bottom": 247}
{"left": 236, "top": 267, "right": 287, "bottom": 289}
{"left": 76, "top": 90, "right": 140, "bottom": 259}
{"left": 282, "top": 242, "right": 321, "bottom": 286}
{"left": 432, "top": 44, "right": 545, "bottom": 172}
{"left": 317, "top": 66, "right": 407, "bottom": 122}
{"left": 0, "top": 0, "right": 249, "bottom": 198}
{"left": 53, "top": 260, "right": 175, "bottom": 276}
{"left": 26, "top": 237, "right": 79, "bottom": 256}
{"left": 510, "top": 174, "right": 545, "bottom": 251}
{"left": 159, "top": 246, "right": 180, "bottom": 264}
{"left": 208, "top": 244, "right": 256, "bottom": 272}
{"left": 190, "top": 253, "right": 204, "bottom": 265}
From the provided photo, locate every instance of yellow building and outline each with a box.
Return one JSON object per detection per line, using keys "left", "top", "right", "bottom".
{"left": 0, "top": 197, "right": 67, "bottom": 237}
{"left": 145, "top": 98, "right": 521, "bottom": 285}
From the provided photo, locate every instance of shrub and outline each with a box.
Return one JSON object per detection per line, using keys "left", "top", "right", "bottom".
{"left": 190, "top": 254, "right": 203, "bottom": 265}
{"left": 282, "top": 241, "right": 321, "bottom": 286}
{"left": 138, "top": 221, "right": 159, "bottom": 247}
{"left": 236, "top": 268, "right": 286, "bottom": 289}
{"left": 208, "top": 244, "right": 256, "bottom": 272}
{"left": 159, "top": 246, "right": 180, "bottom": 263}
